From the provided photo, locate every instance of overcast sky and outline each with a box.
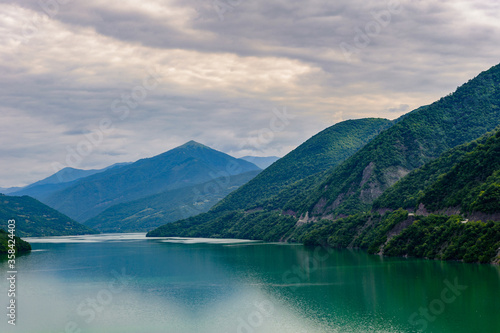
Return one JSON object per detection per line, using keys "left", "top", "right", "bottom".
{"left": 1, "top": 0, "right": 500, "bottom": 187}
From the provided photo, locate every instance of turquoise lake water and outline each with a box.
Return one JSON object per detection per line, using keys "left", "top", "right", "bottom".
{"left": 1, "top": 233, "right": 499, "bottom": 333}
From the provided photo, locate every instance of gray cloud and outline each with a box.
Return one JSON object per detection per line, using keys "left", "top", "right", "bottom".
{"left": 1, "top": 0, "right": 500, "bottom": 186}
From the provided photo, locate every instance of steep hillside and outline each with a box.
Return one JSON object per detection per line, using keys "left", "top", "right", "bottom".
{"left": 300, "top": 63, "right": 500, "bottom": 219}
{"left": 372, "top": 129, "right": 497, "bottom": 212}
{"left": 148, "top": 118, "right": 393, "bottom": 237}
{"left": 210, "top": 118, "right": 393, "bottom": 213}
{"left": 276, "top": 128, "right": 500, "bottom": 264}
{"left": 0, "top": 195, "right": 97, "bottom": 237}
{"left": 85, "top": 170, "right": 260, "bottom": 233}
{"left": 42, "top": 141, "right": 260, "bottom": 222}
{"left": 419, "top": 129, "right": 500, "bottom": 216}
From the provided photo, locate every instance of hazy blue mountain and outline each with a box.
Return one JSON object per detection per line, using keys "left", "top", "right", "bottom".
{"left": 0, "top": 194, "right": 97, "bottom": 237}
{"left": 85, "top": 170, "right": 260, "bottom": 233}
{"left": 8, "top": 163, "right": 131, "bottom": 201}
{"left": 239, "top": 156, "right": 280, "bottom": 169}
{"left": 43, "top": 141, "right": 261, "bottom": 222}
{"left": 0, "top": 187, "right": 22, "bottom": 194}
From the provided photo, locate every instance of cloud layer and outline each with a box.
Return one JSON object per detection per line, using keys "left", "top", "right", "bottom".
{"left": 1, "top": 0, "right": 500, "bottom": 186}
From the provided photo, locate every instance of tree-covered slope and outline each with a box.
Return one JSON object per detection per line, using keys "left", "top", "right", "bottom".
{"left": 147, "top": 209, "right": 298, "bottom": 241}
{"left": 275, "top": 129, "right": 500, "bottom": 264}
{"left": 0, "top": 194, "right": 97, "bottom": 237}
{"left": 373, "top": 128, "right": 498, "bottom": 212}
{"left": 0, "top": 228, "right": 31, "bottom": 254}
{"left": 300, "top": 63, "right": 500, "bottom": 219}
{"left": 85, "top": 170, "right": 260, "bottom": 233}
{"left": 419, "top": 129, "right": 500, "bottom": 216}
{"left": 210, "top": 118, "right": 393, "bottom": 213}
{"left": 43, "top": 141, "right": 260, "bottom": 222}
{"left": 148, "top": 64, "right": 500, "bottom": 265}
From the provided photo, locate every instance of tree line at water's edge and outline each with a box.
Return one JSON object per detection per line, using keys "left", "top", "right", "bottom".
{"left": 0, "top": 229, "right": 31, "bottom": 255}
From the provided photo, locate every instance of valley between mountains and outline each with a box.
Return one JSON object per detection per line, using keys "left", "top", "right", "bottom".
{"left": 2, "top": 63, "right": 500, "bottom": 264}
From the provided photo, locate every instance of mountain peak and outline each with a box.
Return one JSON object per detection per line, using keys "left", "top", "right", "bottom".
{"left": 180, "top": 140, "right": 207, "bottom": 148}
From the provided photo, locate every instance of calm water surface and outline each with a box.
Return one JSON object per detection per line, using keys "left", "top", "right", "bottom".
{"left": 1, "top": 233, "right": 499, "bottom": 333}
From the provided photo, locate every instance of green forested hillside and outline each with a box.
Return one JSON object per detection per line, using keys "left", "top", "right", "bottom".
{"left": 419, "top": 130, "right": 500, "bottom": 215}
{"left": 373, "top": 129, "right": 499, "bottom": 212}
{"left": 210, "top": 118, "right": 393, "bottom": 213}
{"left": 294, "top": 128, "right": 500, "bottom": 263}
{"left": 85, "top": 170, "right": 260, "bottom": 233}
{"left": 383, "top": 216, "right": 500, "bottom": 264}
{"left": 148, "top": 63, "right": 500, "bottom": 263}
{"left": 290, "top": 129, "right": 500, "bottom": 263}
{"left": 0, "top": 195, "right": 97, "bottom": 237}
{"left": 0, "top": 228, "right": 31, "bottom": 254}
{"left": 147, "top": 210, "right": 298, "bottom": 241}
{"left": 299, "top": 63, "right": 500, "bottom": 218}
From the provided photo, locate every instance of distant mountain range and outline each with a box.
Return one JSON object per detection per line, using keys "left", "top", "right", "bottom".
{"left": 7, "top": 163, "right": 130, "bottom": 201}
{"left": 41, "top": 141, "right": 260, "bottom": 223}
{"left": 148, "top": 63, "right": 500, "bottom": 263}
{"left": 1, "top": 141, "right": 263, "bottom": 234}
{"left": 0, "top": 187, "right": 22, "bottom": 194}
{"left": 87, "top": 121, "right": 394, "bottom": 232}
